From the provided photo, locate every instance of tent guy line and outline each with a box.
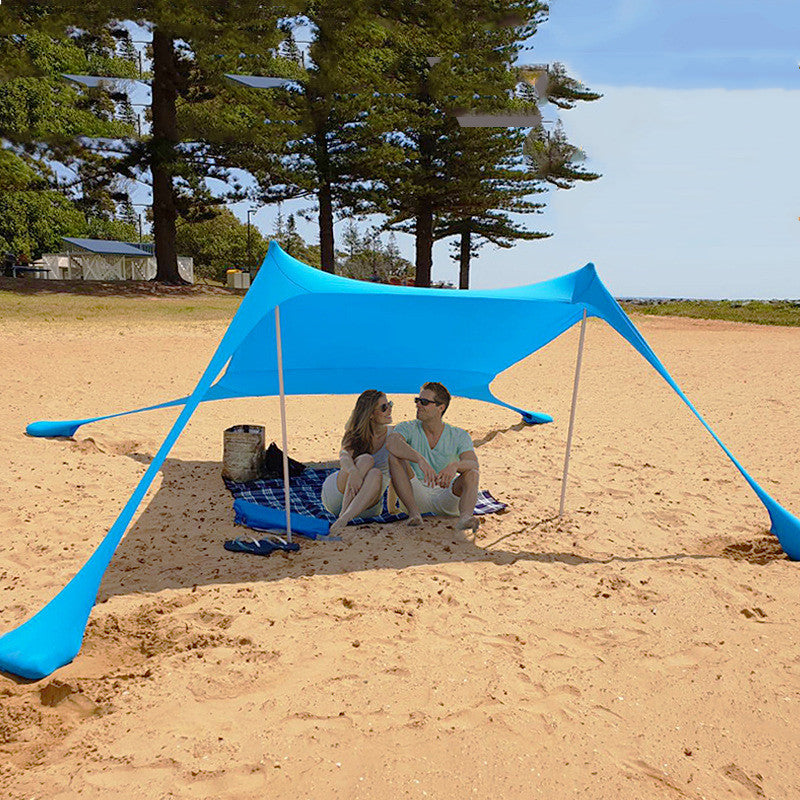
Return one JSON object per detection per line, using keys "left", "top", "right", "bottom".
{"left": 1, "top": 241, "right": 798, "bottom": 681}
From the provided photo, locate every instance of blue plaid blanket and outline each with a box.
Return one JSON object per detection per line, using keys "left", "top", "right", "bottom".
{"left": 224, "top": 467, "right": 506, "bottom": 528}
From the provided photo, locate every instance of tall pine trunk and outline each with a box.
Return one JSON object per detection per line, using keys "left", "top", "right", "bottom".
{"left": 414, "top": 128, "right": 435, "bottom": 287}
{"left": 459, "top": 222, "right": 471, "bottom": 289}
{"left": 315, "top": 129, "right": 335, "bottom": 273}
{"left": 415, "top": 197, "right": 433, "bottom": 287}
{"left": 150, "top": 27, "right": 183, "bottom": 284}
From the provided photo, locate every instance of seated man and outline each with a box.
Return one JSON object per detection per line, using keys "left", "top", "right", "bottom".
{"left": 387, "top": 381, "right": 480, "bottom": 533}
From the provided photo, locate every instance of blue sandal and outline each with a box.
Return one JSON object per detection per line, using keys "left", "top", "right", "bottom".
{"left": 224, "top": 537, "right": 300, "bottom": 556}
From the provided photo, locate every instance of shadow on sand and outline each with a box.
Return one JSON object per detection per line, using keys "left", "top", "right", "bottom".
{"left": 96, "top": 452, "right": 720, "bottom": 603}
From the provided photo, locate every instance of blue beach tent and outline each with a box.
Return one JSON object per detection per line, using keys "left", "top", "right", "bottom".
{"left": 1, "top": 241, "right": 798, "bottom": 680}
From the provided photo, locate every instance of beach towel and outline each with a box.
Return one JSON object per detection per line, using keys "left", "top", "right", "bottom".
{"left": 224, "top": 467, "right": 507, "bottom": 530}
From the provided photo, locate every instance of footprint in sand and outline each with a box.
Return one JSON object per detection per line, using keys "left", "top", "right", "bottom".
{"left": 721, "top": 763, "right": 766, "bottom": 798}
{"left": 39, "top": 679, "right": 101, "bottom": 717}
{"left": 621, "top": 759, "right": 689, "bottom": 795}
{"left": 659, "top": 641, "right": 720, "bottom": 669}
{"left": 721, "top": 537, "right": 786, "bottom": 565}
{"left": 539, "top": 628, "right": 607, "bottom": 667}
{"left": 69, "top": 437, "right": 106, "bottom": 454}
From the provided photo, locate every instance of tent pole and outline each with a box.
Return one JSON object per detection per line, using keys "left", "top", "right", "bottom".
{"left": 274, "top": 305, "right": 292, "bottom": 543}
{"left": 559, "top": 308, "right": 588, "bottom": 518}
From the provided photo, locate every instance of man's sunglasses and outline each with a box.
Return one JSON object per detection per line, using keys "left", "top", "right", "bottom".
{"left": 414, "top": 397, "right": 441, "bottom": 407}
{"left": 378, "top": 401, "right": 393, "bottom": 412}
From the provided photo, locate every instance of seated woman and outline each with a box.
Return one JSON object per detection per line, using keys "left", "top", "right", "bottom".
{"left": 321, "top": 389, "right": 394, "bottom": 535}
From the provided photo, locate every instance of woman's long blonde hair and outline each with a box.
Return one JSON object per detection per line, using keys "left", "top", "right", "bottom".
{"left": 342, "top": 389, "right": 384, "bottom": 457}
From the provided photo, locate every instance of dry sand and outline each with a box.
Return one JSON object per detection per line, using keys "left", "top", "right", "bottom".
{"left": 1, "top": 309, "right": 799, "bottom": 799}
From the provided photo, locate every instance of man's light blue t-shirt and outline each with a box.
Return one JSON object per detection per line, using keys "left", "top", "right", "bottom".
{"left": 394, "top": 419, "right": 474, "bottom": 481}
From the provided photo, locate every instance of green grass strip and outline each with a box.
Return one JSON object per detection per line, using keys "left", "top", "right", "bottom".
{"left": 620, "top": 299, "right": 800, "bottom": 327}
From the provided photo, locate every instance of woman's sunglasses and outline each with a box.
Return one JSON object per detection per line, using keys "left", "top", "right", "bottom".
{"left": 414, "top": 397, "right": 440, "bottom": 407}
{"left": 378, "top": 401, "right": 393, "bottom": 412}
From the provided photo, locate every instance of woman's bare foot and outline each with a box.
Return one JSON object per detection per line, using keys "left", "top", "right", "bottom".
{"left": 330, "top": 517, "right": 349, "bottom": 536}
{"left": 456, "top": 515, "right": 480, "bottom": 534}
{"left": 337, "top": 528, "right": 358, "bottom": 544}
{"left": 407, "top": 513, "right": 423, "bottom": 527}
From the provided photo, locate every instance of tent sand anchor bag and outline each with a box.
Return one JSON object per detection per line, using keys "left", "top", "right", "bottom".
{"left": 222, "top": 424, "right": 265, "bottom": 482}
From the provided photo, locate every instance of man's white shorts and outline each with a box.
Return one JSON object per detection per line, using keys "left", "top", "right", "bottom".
{"left": 400, "top": 476, "right": 460, "bottom": 517}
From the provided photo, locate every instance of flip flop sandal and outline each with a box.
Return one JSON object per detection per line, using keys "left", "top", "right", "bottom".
{"left": 224, "top": 537, "right": 300, "bottom": 556}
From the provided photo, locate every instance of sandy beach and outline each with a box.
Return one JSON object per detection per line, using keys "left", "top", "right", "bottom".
{"left": 1, "top": 307, "right": 799, "bottom": 799}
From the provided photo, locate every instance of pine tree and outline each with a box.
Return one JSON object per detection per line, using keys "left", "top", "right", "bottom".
{"left": 0, "top": 16, "right": 139, "bottom": 256}
{"left": 430, "top": 124, "right": 550, "bottom": 289}
{"left": 336, "top": 224, "right": 413, "bottom": 282}
{"left": 341, "top": 220, "right": 361, "bottom": 261}
{"left": 279, "top": 29, "right": 304, "bottom": 67}
{"left": 231, "top": 0, "right": 404, "bottom": 273}
{"left": 117, "top": 30, "right": 140, "bottom": 77}
{"left": 358, "top": 1, "right": 543, "bottom": 286}
{"left": 523, "top": 120, "right": 601, "bottom": 189}
{"left": 1, "top": 2, "right": 293, "bottom": 283}
{"left": 270, "top": 210, "right": 321, "bottom": 267}
{"left": 119, "top": 198, "right": 141, "bottom": 240}
{"left": 363, "top": 1, "right": 600, "bottom": 287}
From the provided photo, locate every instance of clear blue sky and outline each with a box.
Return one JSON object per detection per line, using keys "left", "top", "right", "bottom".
{"left": 239, "top": 1, "right": 800, "bottom": 298}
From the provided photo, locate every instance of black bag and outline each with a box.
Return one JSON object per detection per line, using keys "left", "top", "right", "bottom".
{"left": 261, "top": 441, "right": 306, "bottom": 478}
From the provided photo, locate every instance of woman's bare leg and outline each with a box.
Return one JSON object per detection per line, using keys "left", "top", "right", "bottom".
{"left": 331, "top": 467, "right": 383, "bottom": 535}
{"left": 338, "top": 453, "right": 374, "bottom": 508}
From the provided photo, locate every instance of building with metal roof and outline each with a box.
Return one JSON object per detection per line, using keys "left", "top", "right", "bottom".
{"left": 36, "top": 238, "right": 192, "bottom": 282}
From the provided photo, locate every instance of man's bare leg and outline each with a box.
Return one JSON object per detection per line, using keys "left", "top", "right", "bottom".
{"left": 388, "top": 454, "right": 423, "bottom": 526}
{"left": 452, "top": 468, "right": 480, "bottom": 533}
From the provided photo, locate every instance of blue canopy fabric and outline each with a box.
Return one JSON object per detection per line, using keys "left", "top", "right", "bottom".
{"left": 2, "top": 241, "right": 798, "bottom": 680}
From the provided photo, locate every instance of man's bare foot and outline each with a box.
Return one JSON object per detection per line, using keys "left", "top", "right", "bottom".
{"left": 407, "top": 513, "right": 423, "bottom": 527}
{"left": 330, "top": 517, "right": 349, "bottom": 536}
{"left": 456, "top": 515, "right": 480, "bottom": 534}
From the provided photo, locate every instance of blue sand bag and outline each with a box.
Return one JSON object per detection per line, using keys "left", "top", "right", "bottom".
{"left": 233, "top": 498, "right": 331, "bottom": 539}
